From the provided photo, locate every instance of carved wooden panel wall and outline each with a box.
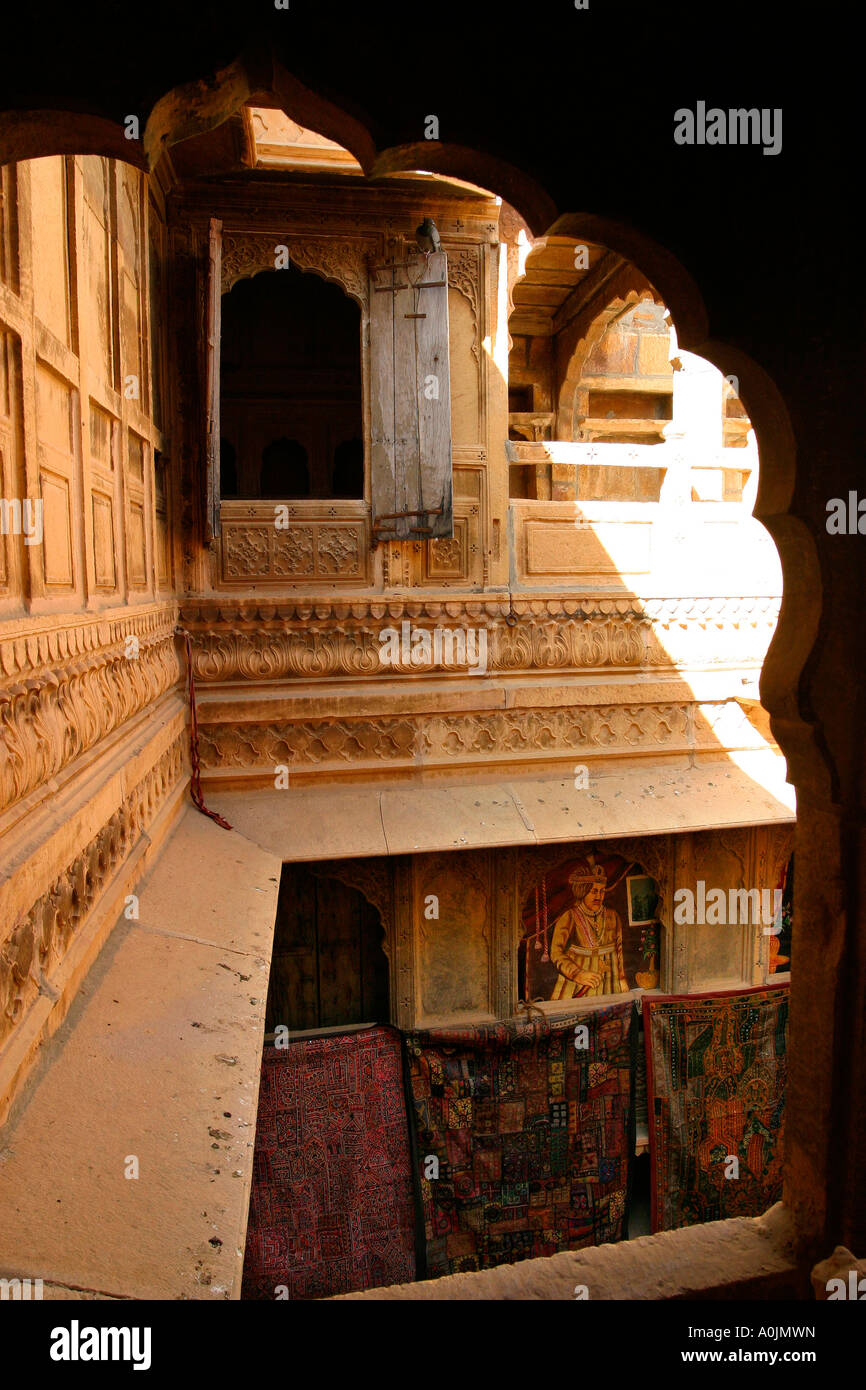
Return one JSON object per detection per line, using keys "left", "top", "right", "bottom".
{"left": 0, "top": 157, "right": 174, "bottom": 609}
{"left": 29, "top": 157, "right": 72, "bottom": 349}
{"left": 0, "top": 329, "right": 24, "bottom": 607}
{"left": 0, "top": 165, "right": 18, "bottom": 294}
{"left": 36, "top": 363, "right": 78, "bottom": 592}
{"left": 80, "top": 156, "right": 115, "bottom": 389}
{"left": 88, "top": 399, "right": 117, "bottom": 591}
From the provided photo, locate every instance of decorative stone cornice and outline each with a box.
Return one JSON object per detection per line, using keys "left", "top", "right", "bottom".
{"left": 179, "top": 595, "right": 780, "bottom": 683}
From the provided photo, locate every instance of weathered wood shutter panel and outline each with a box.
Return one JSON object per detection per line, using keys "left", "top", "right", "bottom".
{"left": 204, "top": 217, "right": 222, "bottom": 542}
{"left": 369, "top": 250, "right": 453, "bottom": 542}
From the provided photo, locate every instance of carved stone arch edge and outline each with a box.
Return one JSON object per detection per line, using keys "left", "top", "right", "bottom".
{"left": 556, "top": 283, "right": 661, "bottom": 441}
{"left": 546, "top": 210, "right": 826, "bottom": 805}
{"left": 307, "top": 856, "right": 393, "bottom": 953}
{"left": 220, "top": 232, "right": 372, "bottom": 310}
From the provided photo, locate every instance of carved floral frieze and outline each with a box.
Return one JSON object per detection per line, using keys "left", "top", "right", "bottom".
{"left": 181, "top": 595, "right": 780, "bottom": 684}
{"left": 195, "top": 701, "right": 694, "bottom": 773}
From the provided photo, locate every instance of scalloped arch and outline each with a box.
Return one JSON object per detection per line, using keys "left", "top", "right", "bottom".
{"left": 556, "top": 286, "right": 658, "bottom": 439}
{"left": 143, "top": 44, "right": 377, "bottom": 175}
{"left": 220, "top": 233, "right": 370, "bottom": 310}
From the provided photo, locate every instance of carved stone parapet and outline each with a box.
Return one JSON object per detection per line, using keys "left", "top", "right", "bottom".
{"left": 0, "top": 734, "right": 185, "bottom": 1053}
{"left": 0, "top": 613, "right": 182, "bottom": 817}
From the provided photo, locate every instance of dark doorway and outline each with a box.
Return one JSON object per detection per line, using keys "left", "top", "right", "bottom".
{"left": 265, "top": 863, "right": 389, "bottom": 1032}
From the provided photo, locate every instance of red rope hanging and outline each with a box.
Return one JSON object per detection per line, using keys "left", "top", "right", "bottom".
{"left": 176, "top": 626, "right": 233, "bottom": 831}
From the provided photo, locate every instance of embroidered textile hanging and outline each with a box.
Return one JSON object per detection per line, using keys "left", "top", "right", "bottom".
{"left": 242, "top": 1026, "right": 418, "bottom": 1299}
{"left": 643, "top": 983, "right": 789, "bottom": 1232}
{"left": 405, "top": 1002, "right": 636, "bottom": 1277}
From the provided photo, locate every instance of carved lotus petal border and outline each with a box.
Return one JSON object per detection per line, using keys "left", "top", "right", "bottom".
{"left": 180, "top": 594, "right": 780, "bottom": 628}
{"left": 0, "top": 604, "right": 179, "bottom": 681}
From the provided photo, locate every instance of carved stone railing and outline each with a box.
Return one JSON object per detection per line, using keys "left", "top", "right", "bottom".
{"left": 505, "top": 439, "right": 753, "bottom": 471}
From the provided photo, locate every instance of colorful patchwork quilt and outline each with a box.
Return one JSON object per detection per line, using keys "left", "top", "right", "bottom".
{"left": 405, "top": 1002, "right": 636, "bottom": 1276}
{"left": 643, "top": 984, "right": 789, "bottom": 1232}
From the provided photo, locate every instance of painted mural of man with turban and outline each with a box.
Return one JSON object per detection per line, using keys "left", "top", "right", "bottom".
{"left": 549, "top": 857, "right": 629, "bottom": 999}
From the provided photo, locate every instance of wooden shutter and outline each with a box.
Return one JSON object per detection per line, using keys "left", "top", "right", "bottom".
{"left": 204, "top": 216, "right": 222, "bottom": 543}
{"left": 369, "top": 250, "right": 453, "bottom": 542}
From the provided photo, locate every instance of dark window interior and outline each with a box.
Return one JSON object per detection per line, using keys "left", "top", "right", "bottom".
{"left": 265, "top": 863, "right": 389, "bottom": 1033}
{"left": 220, "top": 265, "right": 363, "bottom": 500}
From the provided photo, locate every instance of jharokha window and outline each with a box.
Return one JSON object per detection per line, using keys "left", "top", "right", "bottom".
{"left": 204, "top": 215, "right": 455, "bottom": 545}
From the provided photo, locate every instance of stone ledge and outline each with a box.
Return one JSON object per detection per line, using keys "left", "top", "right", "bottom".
{"left": 338, "top": 1203, "right": 808, "bottom": 1300}
{"left": 204, "top": 756, "right": 794, "bottom": 862}
{"left": 0, "top": 807, "right": 281, "bottom": 1300}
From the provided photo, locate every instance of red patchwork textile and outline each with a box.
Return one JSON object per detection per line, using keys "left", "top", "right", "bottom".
{"left": 242, "top": 1026, "right": 417, "bottom": 1299}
